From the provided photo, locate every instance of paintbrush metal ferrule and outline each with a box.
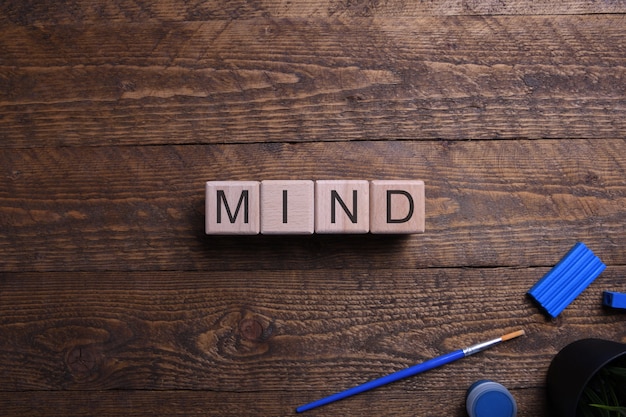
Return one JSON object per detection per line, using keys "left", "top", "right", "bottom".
{"left": 464, "top": 329, "right": 525, "bottom": 356}
{"left": 462, "top": 337, "right": 503, "bottom": 356}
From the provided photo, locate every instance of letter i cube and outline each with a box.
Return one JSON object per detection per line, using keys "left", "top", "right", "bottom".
{"left": 261, "top": 180, "right": 314, "bottom": 234}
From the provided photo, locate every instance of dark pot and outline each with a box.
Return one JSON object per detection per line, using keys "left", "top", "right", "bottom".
{"left": 546, "top": 338, "right": 626, "bottom": 417}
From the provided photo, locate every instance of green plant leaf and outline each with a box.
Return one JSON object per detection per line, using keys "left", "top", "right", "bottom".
{"left": 579, "top": 358, "right": 626, "bottom": 416}
{"left": 589, "top": 404, "right": 626, "bottom": 417}
{"left": 605, "top": 367, "right": 626, "bottom": 378}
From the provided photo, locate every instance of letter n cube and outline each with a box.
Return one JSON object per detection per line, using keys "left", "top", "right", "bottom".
{"left": 315, "top": 180, "right": 370, "bottom": 233}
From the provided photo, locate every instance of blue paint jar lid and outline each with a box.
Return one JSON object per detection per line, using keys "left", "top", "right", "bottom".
{"left": 466, "top": 380, "right": 517, "bottom": 417}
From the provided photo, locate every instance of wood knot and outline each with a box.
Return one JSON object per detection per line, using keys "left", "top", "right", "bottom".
{"left": 346, "top": 94, "right": 364, "bottom": 104}
{"left": 65, "top": 345, "right": 101, "bottom": 381}
{"left": 239, "top": 318, "right": 264, "bottom": 341}
{"left": 8, "top": 170, "right": 21, "bottom": 181}
{"left": 584, "top": 171, "right": 599, "bottom": 185}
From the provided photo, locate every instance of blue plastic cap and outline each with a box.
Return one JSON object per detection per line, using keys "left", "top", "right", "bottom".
{"left": 603, "top": 291, "right": 626, "bottom": 309}
{"left": 466, "top": 380, "right": 517, "bottom": 417}
{"left": 527, "top": 242, "right": 606, "bottom": 318}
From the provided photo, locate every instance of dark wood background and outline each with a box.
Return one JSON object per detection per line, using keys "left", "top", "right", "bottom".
{"left": 2, "top": 1, "right": 626, "bottom": 416}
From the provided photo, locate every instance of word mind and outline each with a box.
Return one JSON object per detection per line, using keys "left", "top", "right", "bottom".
{"left": 205, "top": 180, "right": 425, "bottom": 235}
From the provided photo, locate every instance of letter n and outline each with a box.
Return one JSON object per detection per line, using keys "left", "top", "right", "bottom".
{"left": 331, "top": 190, "right": 358, "bottom": 223}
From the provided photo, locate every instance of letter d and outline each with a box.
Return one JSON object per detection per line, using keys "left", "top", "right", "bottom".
{"left": 386, "top": 190, "right": 414, "bottom": 223}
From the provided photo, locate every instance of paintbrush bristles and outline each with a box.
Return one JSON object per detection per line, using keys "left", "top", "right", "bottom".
{"left": 501, "top": 329, "right": 525, "bottom": 342}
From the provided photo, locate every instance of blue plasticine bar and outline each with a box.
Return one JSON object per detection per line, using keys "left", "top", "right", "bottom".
{"left": 527, "top": 242, "right": 606, "bottom": 318}
{"left": 603, "top": 291, "right": 626, "bottom": 309}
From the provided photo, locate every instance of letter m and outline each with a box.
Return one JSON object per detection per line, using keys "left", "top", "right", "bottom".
{"left": 217, "top": 190, "right": 249, "bottom": 224}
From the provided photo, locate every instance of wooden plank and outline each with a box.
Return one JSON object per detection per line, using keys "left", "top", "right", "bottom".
{"left": 2, "top": 0, "right": 626, "bottom": 24}
{"left": 1, "top": 16, "right": 625, "bottom": 146}
{"left": 2, "top": 140, "right": 626, "bottom": 272}
{"left": 0, "top": 388, "right": 548, "bottom": 417}
{"left": 0, "top": 268, "right": 624, "bottom": 393}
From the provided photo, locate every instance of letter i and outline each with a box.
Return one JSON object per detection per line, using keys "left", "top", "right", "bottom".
{"left": 282, "top": 190, "right": 288, "bottom": 224}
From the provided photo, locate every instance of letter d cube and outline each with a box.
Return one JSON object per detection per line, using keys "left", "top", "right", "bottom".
{"left": 370, "top": 180, "right": 425, "bottom": 234}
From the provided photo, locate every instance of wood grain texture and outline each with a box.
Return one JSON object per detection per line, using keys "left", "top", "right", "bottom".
{"left": 1, "top": 15, "right": 625, "bottom": 146}
{"left": 2, "top": 140, "right": 626, "bottom": 272}
{"left": 1, "top": 269, "right": 624, "bottom": 392}
{"left": 2, "top": 0, "right": 626, "bottom": 23}
{"left": 0, "top": 389, "right": 548, "bottom": 417}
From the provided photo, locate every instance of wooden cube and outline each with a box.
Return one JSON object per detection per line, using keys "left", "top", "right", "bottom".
{"left": 315, "top": 180, "right": 369, "bottom": 233}
{"left": 369, "top": 180, "right": 425, "bottom": 234}
{"left": 205, "top": 181, "right": 260, "bottom": 235}
{"left": 261, "top": 180, "right": 314, "bottom": 234}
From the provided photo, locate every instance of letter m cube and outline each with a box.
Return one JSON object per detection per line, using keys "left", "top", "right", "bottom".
{"left": 206, "top": 181, "right": 260, "bottom": 235}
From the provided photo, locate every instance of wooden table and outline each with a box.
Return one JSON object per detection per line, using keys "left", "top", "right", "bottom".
{"left": 2, "top": 2, "right": 626, "bottom": 416}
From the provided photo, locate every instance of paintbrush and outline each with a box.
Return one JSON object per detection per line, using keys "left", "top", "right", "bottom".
{"left": 296, "top": 329, "right": 525, "bottom": 413}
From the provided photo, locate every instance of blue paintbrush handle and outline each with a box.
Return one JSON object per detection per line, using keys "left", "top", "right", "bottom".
{"left": 296, "top": 349, "right": 465, "bottom": 413}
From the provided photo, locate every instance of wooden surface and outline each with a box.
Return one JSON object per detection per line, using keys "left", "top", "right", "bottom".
{"left": 1, "top": 1, "right": 626, "bottom": 416}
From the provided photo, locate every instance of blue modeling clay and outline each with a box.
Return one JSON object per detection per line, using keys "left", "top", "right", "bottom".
{"left": 527, "top": 242, "right": 606, "bottom": 318}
